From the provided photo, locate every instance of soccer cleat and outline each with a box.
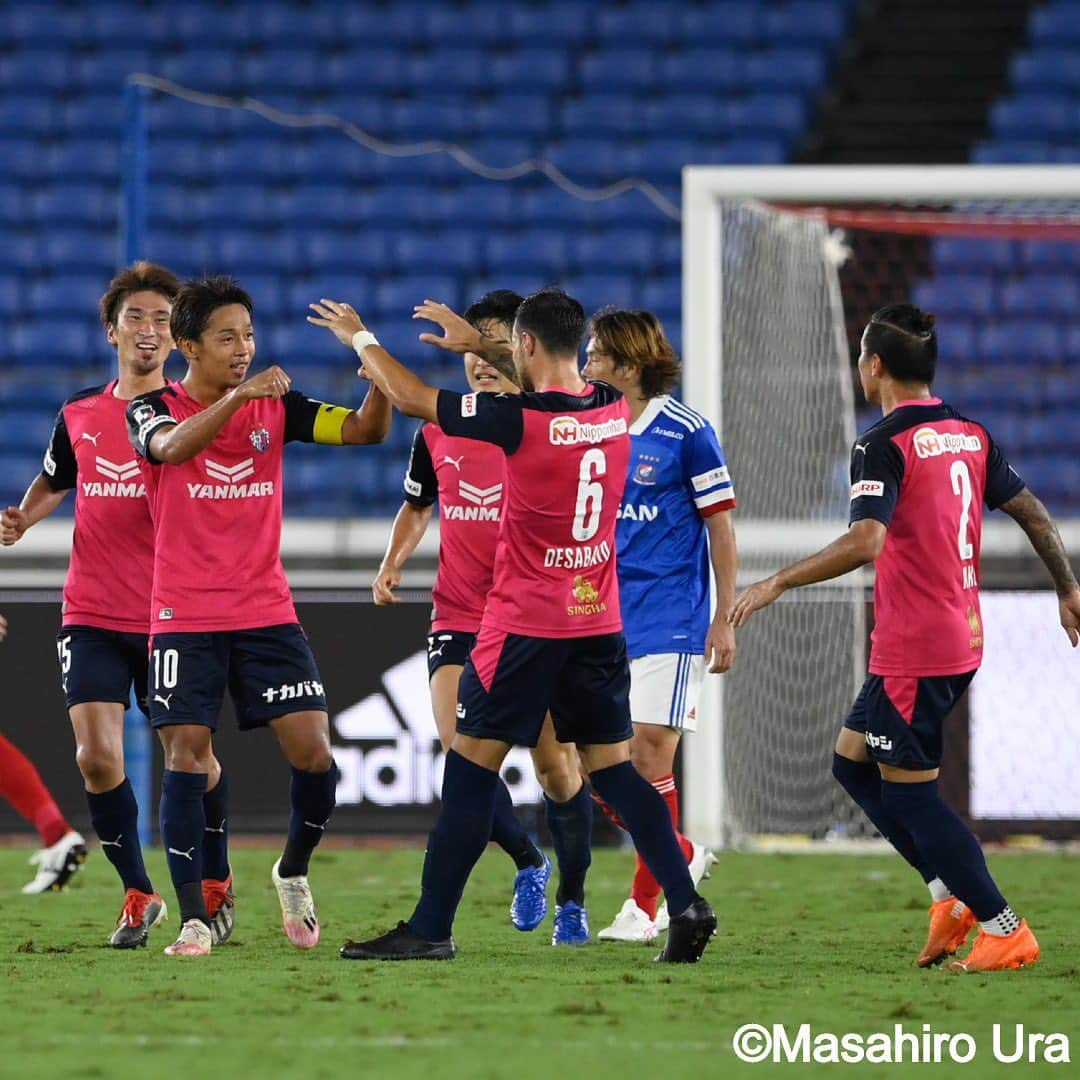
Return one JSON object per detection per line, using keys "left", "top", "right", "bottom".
{"left": 552, "top": 902, "right": 590, "bottom": 946}
{"left": 271, "top": 858, "right": 319, "bottom": 949}
{"left": 163, "top": 918, "right": 212, "bottom": 957}
{"left": 947, "top": 921, "right": 1040, "bottom": 973}
{"left": 203, "top": 874, "right": 235, "bottom": 946}
{"left": 340, "top": 921, "right": 456, "bottom": 961}
{"left": 655, "top": 842, "right": 717, "bottom": 933}
{"left": 654, "top": 895, "right": 716, "bottom": 964}
{"left": 510, "top": 853, "right": 551, "bottom": 931}
{"left": 918, "top": 898, "right": 977, "bottom": 968}
{"left": 597, "top": 898, "right": 659, "bottom": 943}
{"left": 109, "top": 889, "right": 167, "bottom": 949}
{"left": 21, "top": 830, "right": 88, "bottom": 894}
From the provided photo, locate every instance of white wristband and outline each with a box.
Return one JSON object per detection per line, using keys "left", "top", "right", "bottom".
{"left": 352, "top": 330, "right": 380, "bottom": 353}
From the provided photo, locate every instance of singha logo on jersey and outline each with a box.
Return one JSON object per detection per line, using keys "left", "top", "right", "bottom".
{"left": 549, "top": 414, "right": 627, "bottom": 446}
{"left": 568, "top": 575, "right": 606, "bottom": 617}
{"left": 966, "top": 605, "right": 983, "bottom": 649}
{"left": 913, "top": 427, "right": 982, "bottom": 459}
{"left": 249, "top": 425, "right": 271, "bottom": 453}
{"left": 81, "top": 456, "right": 146, "bottom": 497}
{"left": 186, "top": 457, "right": 274, "bottom": 499}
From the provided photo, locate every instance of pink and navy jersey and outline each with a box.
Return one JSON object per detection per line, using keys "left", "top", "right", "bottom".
{"left": 126, "top": 381, "right": 328, "bottom": 635}
{"left": 403, "top": 423, "right": 503, "bottom": 633}
{"left": 435, "top": 383, "right": 630, "bottom": 639}
{"left": 849, "top": 398, "right": 1025, "bottom": 677}
{"left": 41, "top": 380, "right": 155, "bottom": 634}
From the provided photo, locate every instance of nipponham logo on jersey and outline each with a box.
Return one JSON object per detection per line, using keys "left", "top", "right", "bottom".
{"left": 186, "top": 457, "right": 274, "bottom": 499}
{"left": 549, "top": 415, "right": 627, "bottom": 446}
{"left": 913, "top": 427, "right": 982, "bottom": 459}
{"left": 80, "top": 456, "right": 146, "bottom": 498}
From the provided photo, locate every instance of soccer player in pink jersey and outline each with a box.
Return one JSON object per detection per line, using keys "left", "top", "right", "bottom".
{"left": 376, "top": 290, "right": 596, "bottom": 945}
{"left": 730, "top": 304, "right": 1080, "bottom": 974}
{"left": 311, "top": 287, "right": 716, "bottom": 964}
{"left": 1, "top": 263, "right": 232, "bottom": 945}
{"left": 126, "top": 275, "right": 390, "bottom": 957}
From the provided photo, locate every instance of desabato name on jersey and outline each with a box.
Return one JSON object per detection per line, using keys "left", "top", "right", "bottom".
{"left": 549, "top": 414, "right": 627, "bottom": 446}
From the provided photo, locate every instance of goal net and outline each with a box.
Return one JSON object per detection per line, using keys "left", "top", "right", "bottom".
{"left": 682, "top": 166, "right": 1080, "bottom": 848}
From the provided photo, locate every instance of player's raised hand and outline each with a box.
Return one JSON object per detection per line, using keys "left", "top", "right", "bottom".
{"left": 0, "top": 611, "right": 7, "bottom": 642}
{"left": 728, "top": 576, "right": 785, "bottom": 628}
{"left": 237, "top": 365, "right": 291, "bottom": 401}
{"left": 372, "top": 564, "right": 402, "bottom": 606}
{"left": 0, "top": 506, "right": 29, "bottom": 546}
{"left": 705, "top": 617, "right": 736, "bottom": 673}
{"left": 413, "top": 300, "right": 483, "bottom": 355}
{"left": 307, "top": 299, "right": 367, "bottom": 346}
{"left": 1060, "top": 588, "right": 1080, "bottom": 647}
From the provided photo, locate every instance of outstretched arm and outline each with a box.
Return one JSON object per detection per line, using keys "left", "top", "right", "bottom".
{"left": 308, "top": 300, "right": 439, "bottom": 421}
{"left": 728, "top": 519, "right": 886, "bottom": 628}
{"left": 373, "top": 502, "right": 433, "bottom": 605}
{"left": 999, "top": 487, "right": 1080, "bottom": 646}
{"left": 412, "top": 300, "right": 513, "bottom": 369}
{"left": 340, "top": 376, "right": 392, "bottom": 445}
{"left": 1, "top": 475, "right": 68, "bottom": 545}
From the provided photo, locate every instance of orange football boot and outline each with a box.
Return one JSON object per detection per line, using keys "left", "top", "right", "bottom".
{"left": 918, "top": 897, "right": 977, "bottom": 967}
{"left": 203, "top": 873, "right": 235, "bottom": 946}
{"left": 948, "top": 920, "right": 1040, "bottom": 973}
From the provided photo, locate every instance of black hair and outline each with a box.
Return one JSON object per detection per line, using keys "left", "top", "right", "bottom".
{"left": 464, "top": 289, "right": 524, "bottom": 331}
{"left": 863, "top": 303, "right": 937, "bottom": 384}
{"left": 170, "top": 274, "right": 254, "bottom": 343}
{"left": 99, "top": 261, "right": 180, "bottom": 328}
{"left": 514, "top": 286, "right": 586, "bottom": 357}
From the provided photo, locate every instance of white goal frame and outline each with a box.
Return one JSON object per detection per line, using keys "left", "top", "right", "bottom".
{"left": 681, "top": 165, "right": 1080, "bottom": 847}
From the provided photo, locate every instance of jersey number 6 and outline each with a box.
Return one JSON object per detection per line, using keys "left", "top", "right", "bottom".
{"left": 572, "top": 448, "right": 606, "bottom": 543}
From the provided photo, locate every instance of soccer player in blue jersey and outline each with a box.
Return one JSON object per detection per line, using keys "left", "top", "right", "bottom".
{"left": 583, "top": 309, "right": 737, "bottom": 942}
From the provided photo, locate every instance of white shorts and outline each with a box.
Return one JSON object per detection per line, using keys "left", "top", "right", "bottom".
{"left": 629, "top": 653, "right": 704, "bottom": 733}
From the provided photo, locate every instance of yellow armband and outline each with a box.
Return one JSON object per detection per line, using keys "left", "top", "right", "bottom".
{"left": 312, "top": 403, "right": 352, "bottom": 445}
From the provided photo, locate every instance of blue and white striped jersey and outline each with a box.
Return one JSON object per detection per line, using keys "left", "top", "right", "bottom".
{"left": 616, "top": 395, "right": 736, "bottom": 658}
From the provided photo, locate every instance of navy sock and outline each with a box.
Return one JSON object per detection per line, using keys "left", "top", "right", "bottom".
{"left": 278, "top": 763, "right": 337, "bottom": 878}
{"left": 202, "top": 768, "right": 230, "bottom": 882}
{"left": 545, "top": 785, "right": 593, "bottom": 907}
{"left": 160, "top": 770, "right": 208, "bottom": 924}
{"left": 881, "top": 779, "right": 1007, "bottom": 921}
{"left": 86, "top": 778, "right": 153, "bottom": 895}
{"left": 409, "top": 750, "right": 499, "bottom": 942}
{"left": 490, "top": 778, "right": 543, "bottom": 871}
{"left": 832, "top": 754, "right": 934, "bottom": 882}
{"left": 590, "top": 761, "right": 695, "bottom": 917}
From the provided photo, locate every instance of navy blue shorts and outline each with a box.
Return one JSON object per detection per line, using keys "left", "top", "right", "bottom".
{"left": 427, "top": 630, "right": 476, "bottom": 677}
{"left": 57, "top": 625, "right": 149, "bottom": 712}
{"left": 844, "top": 670, "right": 976, "bottom": 770}
{"left": 457, "top": 627, "right": 632, "bottom": 748}
{"left": 147, "top": 623, "right": 327, "bottom": 731}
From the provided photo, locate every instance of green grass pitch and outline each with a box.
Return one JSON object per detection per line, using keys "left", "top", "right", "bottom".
{"left": 0, "top": 845, "right": 1076, "bottom": 1079}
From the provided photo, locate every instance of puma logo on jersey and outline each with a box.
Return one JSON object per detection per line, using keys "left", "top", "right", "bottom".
{"left": 80, "top": 431, "right": 102, "bottom": 446}
{"left": 443, "top": 455, "right": 464, "bottom": 471}
{"left": 154, "top": 693, "right": 173, "bottom": 710}
{"left": 168, "top": 846, "right": 195, "bottom": 862}
{"left": 854, "top": 443, "right": 868, "bottom": 454}
{"left": 205, "top": 820, "right": 226, "bottom": 834}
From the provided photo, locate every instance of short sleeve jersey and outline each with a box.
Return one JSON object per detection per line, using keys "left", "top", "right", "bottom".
{"left": 849, "top": 398, "right": 1025, "bottom": 677}
{"left": 616, "top": 395, "right": 736, "bottom": 658}
{"left": 127, "top": 381, "right": 329, "bottom": 635}
{"left": 41, "top": 380, "right": 156, "bottom": 633}
{"left": 403, "top": 422, "right": 505, "bottom": 633}
{"left": 436, "top": 382, "right": 630, "bottom": 639}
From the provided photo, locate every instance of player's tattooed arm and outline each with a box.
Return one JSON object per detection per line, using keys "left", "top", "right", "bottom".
{"left": 728, "top": 519, "right": 886, "bottom": 628}
{"left": 1000, "top": 487, "right": 1080, "bottom": 646}
{"left": 412, "top": 300, "right": 514, "bottom": 371}
{"left": 1, "top": 476, "right": 68, "bottom": 546}
{"left": 308, "top": 300, "right": 440, "bottom": 421}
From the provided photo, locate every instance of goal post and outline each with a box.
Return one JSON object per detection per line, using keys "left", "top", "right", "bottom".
{"left": 681, "top": 165, "right": 1080, "bottom": 849}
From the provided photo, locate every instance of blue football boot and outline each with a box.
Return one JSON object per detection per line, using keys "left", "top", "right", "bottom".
{"left": 552, "top": 901, "right": 590, "bottom": 946}
{"left": 510, "top": 853, "right": 551, "bottom": 931}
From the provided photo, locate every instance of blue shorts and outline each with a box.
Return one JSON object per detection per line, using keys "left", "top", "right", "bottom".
{"left": 844, "top": 670, "right": 976, "bottom": 770}
{"left": 57, "top": 625, "right": 149, "bottom": 712}
{"left": 427, "top": 630, "right": 476, "bottom": 678}
{"left": 457, "top": 627, "right": 632, "bottom": 748}
{"left": 147, "top": 623, "right": 327, "bottom": 731}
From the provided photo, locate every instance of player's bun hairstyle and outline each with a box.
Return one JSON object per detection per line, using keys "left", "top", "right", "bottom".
{"left": 864, "top": 304, "right": 938, "bottom": 384}
{"left": 588, "top": 307, "right": 681, "bottom": 399}
{"left": 171, "top": 275, "right": 254, "bottom": 344}
{"left": 514, "top": 286, "right": 586, "bottom": 357}
{"left": 99, "top": 261, "right": 181, "bottom": 329}
{"left": 463, "top": 289, "right": 525, "bottom": 331}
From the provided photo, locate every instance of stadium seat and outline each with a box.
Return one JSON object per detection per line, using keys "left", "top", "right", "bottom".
{"left": 0, "top": 48, "right": 76, "bottom": 91}
{"left": 392, "top": 232, "right": 483, "bottom": 275}
{"left": 10, "top": 321, "right": 90, "bottom": 366}
{"left": 0, "top": 96, "right": 55, "bottom": 135}
{"left": 931, "top": 236, "right": 1018, "bottom": 272}
{"left": 990, "top": 96, "right": 1076, "bottom": 141}
{"left": 491, "top": 50, "right": 574, "bottom": 91}
{"left": 580, "top": 49, "right": 656, "bottom": 92}
{"left": 979, "top": 322, "right": 1062, "bottom": 366}
{"left": 911, "top": 277, "right": 996, "bottom": 318}
{"left": 1029, "top": 4, "right": 1080, "bottom": 45}
{"left": 745, "top": 50, "right": 828, "bottom": 93}
{"left": 679, "top": 5, "right": 763, "bottom": 44}
{"left": 764, "top": 3, "right": 849, "bottom": 46}
{"left": 507, "top": 6, "right": 594, "bottom": 44}
{"left": 658, "top": 50, "right": 744, "bottom": 93}
{"left": 1008, "top": 50, "right": 1080, "bottom": 92}
{"left": 1000, "top": 277, "right": 1080, "bottom": 317}
{"left": 487, "top": 232, "right": 569, "bottom": 274}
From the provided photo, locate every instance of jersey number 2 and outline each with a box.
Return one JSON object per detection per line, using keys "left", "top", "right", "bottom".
{"left": 572, "top": 449, "right": 606, "bottom": 542}
{"left": 950, "top": 460, "right": 974, "bottom": 561}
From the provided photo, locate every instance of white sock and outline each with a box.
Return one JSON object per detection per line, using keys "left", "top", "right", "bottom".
{"left": 927, "top": 877, "right": 952, "bottom": 903}
{"left": 980, "top": 906, "right": 1021, "bottom": 937}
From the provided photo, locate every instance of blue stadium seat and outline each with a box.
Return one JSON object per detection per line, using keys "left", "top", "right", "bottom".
{"left": 931, "top": 236, "right": 1017, "bottom": 272}
{"left": 11, "top": 322, "right": 90, "bottom": 366}
{"left": 0, "top": 411, "right": 57, "bottom": 452}
{"left": 0, "top": 454, "right": 52, "bottom": 504}
{"left": 76, "top": 49, "right": 155, "bottom": 91}
{"left": 0, "top": 96, "right": 55, "bottom": 134}
{"left": 972, "top": 141, "right": 1057, "bottom": 165}
{"left": 573, "top": 230, "right": 656, "bottom": 274}
{"left": 426, "top": 5, "right": 510, "bottom": 45}
{"left": 933, "top": 319, "right": 977, "bottom": 362}
{"left": 470, "top": 97, "right": 553, "bottom": 139}
{"left": 979, "top": 322, "right": 1062, "bottom": 365}
{"left": 61, "top": 94, "right": 126, "bottom": 137}
{"left": 727, "top": 95, "right": 808, "bottom": 139}
{"left": 1020, "top": 239, "right": 1080, "bottom": 271}
{"left": 155, "top": 51, "right": 247, "bottom": 95}
{"left": 82, "top": 7, "right": 175, "bottom": 46}
{"left": 1029, "top": 4, "right": 1080, "bottom": 45}
{"left": 1000, "top": 277, "right": 1079, "bottom": 317}
{"left": 268, "top": 322, "right": 344, "bottom": 367}
{"left": 384, "top": 98, "right": 476, "bottom": 141}
{"left": 596, "top": 5, "right": 681, "bottom": 44}
{"left": 217, "top": 233, "right": 303, "bottom": 276}
{"left": 242, "top": 50, "right": 326, "bottom": 93}
{"left": 305, "top": 232, "right": 390, "bottom": 275}
{"left": 7, "top": 138, "right": 56, "bottom": 182}
{"left": 325, "top": 51, "right": 410, "bottom": 93}
{"left": 679, "top": 5, "right": 763, "bottom": 44}
{"left": 486, "top": 232, "right": 568, "bottom": 274}
{"left": 392, "top": 232, "right": 483, "bottom": 275}
{"left": 30, "top": 184, "right": 116, "bottom": 228}
{"left": 0, "top": 49, "right": 75, "bottom": 90}
{"left": 990, "top": 96, "right": 1076, "bottom": 140}
{"left": 442, "top": 184, "right": 519, "bottom": 225}
{"left": 580, "top": 49, "right": 656, "bottom": 92}
{"left": 507, "top": 6, "right": 593, "bottom": 44}
{"left": 642, "top": 95, "right": 722, "bottom": 136}
{"left": 1009, "top": 50, "right": 1080, "bottom": 92}
{"left": 5, "top": 232, "right": 41, "bottom": 271}
{"left": 745, "top": 50, "right": 828, "bottom": 93}
{"left": 0, "top": 183, "right": 23, "bottom": 227}
{"left": 764, "top": 3, "right": 849, "bottom": 46}
{"left": 563, "top": 275, "right": 638, "bottom": 311}
{"left": 339, "top": 4, "right": 435, "bottom": 44}
{"left": 374, "top": 278, "right": 460, "bottom": 320}
{"left": 278, "top": 187, "right": 368, "bottom": 228}
{"left": 658, "top": 50, "right": 744, "bottom": 92}
{"left": 409, "top": 51, "right": 493, "bottom": 94}
{"left": 5, "top": 5, "right": 86, "bottom": 41}
{"left": 561, "top": 96, "right": 638, "bottom": 136}
{"left": 50, "top": 140, "right": 120, "bottom": 182}
{"left": 29, "top": 275, "right": 113, "bottom": 317}
{"left": 464, "top": 137, "right": 537, "bottom": 169}
{"left": 911, "top": 276, "right": 995, "bottom": 318}
{"left": 491, "top": 50, "right": 573, "bottom": 91}
{"left": 42, "top": 232, "right": 115, "bottom": 275}
{"left": 1064, "top": 325, "right": 1080, "bottom": 362}
{"left": 201, "top": 185, "right": 278, "bottom": 227}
